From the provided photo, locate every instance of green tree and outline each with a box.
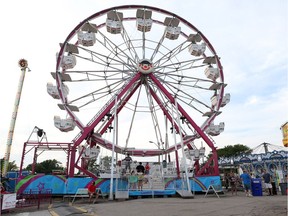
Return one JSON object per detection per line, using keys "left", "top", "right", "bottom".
{"left": 25, "top": 159, "right": 63, "bottom": 174}
{"left": 1, "top": 158, "right": 18, "bottom": 173}
{"left": 100, "top": 156, "right": 112, "bottom": 170}
{"left": 217, "top": 144, "right": 252, "bottom": 158}
{"left": 87, "top": 158, "right": 99, "bottom": 173}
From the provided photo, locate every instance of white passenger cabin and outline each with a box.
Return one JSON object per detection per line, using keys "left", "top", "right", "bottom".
{"left": 136, "top": 9, "right": 152, "bottom": 32}
{"left": 164, "top": 17, "right": 181, "bottom": 40}
{"left": 211, "top": 93, "right": 230, "bottom": 107}
{"left": 204, "top": 66, "right": 219, "bottom": 80}
{"left": 57, "top": 53, "right": 76, "bottom": 70}
{"left": 137, "top": 18, "right": 152, "bottom": 32}
{"left": 54, "top": 116, "right": 75, "bottom": 132}
{"left": 77, "top": 23, "right": 97, "bottom": 47}
{"left": 165, "top": 26, "right": 181, "bottom": 40}
{"left": 220, "top": 93, "right": 231, "bottom": 107}
{"left": 206, "top": 122, "right": 225, "bottom": 136}
{"left": 77, "top": 31, "right": 96, "bottom": 46}
{"left": 106, "top": 11, "right": 123, "bottom": 34}
{"left": 106, "top": 20, "right": 122, "bottom": 34}
{"left": 47, "top": 82, "right": 59, "bottom": 99}
{"left": 47, "top": 82, "right": 69, "bottom": 99}
{"left": 84, "top": 146, "right": 100, "bottom": 159}
{"left": 185, "top": 147, "right": 205, "bottom": 160}
{"left": 189, "top": 43, "right": 206, "bottom": 56}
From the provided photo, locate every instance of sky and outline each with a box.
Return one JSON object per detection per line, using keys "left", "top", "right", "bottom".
{"left": 0, "top": 0, "right": 287, "bottom": 169}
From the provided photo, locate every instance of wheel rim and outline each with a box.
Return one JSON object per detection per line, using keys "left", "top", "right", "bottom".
{"left": 54, "top": 5, "right": 227, "bottom": 158}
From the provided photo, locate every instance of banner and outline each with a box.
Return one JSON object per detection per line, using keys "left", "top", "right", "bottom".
{"left": 2, "top": 193, "right": 17, "bottom": 210}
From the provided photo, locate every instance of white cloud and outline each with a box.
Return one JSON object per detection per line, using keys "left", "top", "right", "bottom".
{"left": 244, "top": 96, "right": 263, "bottom": 106}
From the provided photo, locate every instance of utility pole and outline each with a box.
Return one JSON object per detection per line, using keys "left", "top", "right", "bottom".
{"left": 2, "top": 59, "right": 30, "bottom": 176}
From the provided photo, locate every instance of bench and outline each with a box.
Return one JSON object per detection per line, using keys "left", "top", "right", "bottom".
{"left": 71, "top": 188, "right": 89, "bottom": 204}
{"left": 68, "top": 188, "right": 107, "bottom": 205}
{"left": 93, "top": 188, "right": 108, "bottom": 203}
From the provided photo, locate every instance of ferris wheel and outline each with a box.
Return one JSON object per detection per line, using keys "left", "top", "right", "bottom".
{"left": 47, "top": 5, "right": 230, "bottom": 176}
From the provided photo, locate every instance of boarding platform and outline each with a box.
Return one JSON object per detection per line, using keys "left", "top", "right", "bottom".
{"left": 15, "top": 161, "right": 223, "bottom": 201}
{"left": 128, "top": 189, "right": 176, "bottom": 197}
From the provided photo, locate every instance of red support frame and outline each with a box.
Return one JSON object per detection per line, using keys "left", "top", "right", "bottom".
{"left": 61, "top": 71, "right": 219, "bottom": 177}
{"left": 149, "top": 73, "right": 219, "bottom": 176}
{"left": 19, "top": 141, "right": 72, "bottom": 177}
{"left": 68, "top": 73, "right": 142, "bottom": 176}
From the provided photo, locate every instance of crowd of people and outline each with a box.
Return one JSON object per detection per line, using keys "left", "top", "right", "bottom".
{"left": 223, "top": 168, "right": 279, "bottom": 197}
{"left": 128, "top": 162, "right": 151, "bottom": 191}
{"left": 122, "top": 154, "right": 152, "bottom": 191}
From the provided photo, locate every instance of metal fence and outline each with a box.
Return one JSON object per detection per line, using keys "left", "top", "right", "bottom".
{"left": 16, "top": 189, "right": 52, "bottom": 210}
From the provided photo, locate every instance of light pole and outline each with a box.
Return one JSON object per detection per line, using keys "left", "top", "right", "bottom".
{"left": 2, "top": 59, "right": 30, "bottom": 177}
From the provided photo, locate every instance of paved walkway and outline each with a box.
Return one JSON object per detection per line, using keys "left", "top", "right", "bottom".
{"left": 5, "top": 192, "right": 287, "bottom": 216}
{"left": 76, "top": 192, "right": 287, "bottom": 216}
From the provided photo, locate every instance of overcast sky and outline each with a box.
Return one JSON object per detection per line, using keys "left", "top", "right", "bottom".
{"left": 0, "top": 0, "right": 287, "bottom": 168}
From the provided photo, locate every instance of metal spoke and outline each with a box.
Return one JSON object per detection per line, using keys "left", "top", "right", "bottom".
{"left": 154, "top": 71, "right": 215, "bottom": 90}
{"left": 96, "top": 29, "right": 138, "bottom": 67}
{"left": 125, "top": 82, "right": 143, "bottom": 149}
{"left": 149, "top": 29, "right": 167, "bottom": 61}
{"left": 155, "top": 57, "right": 204, "bottom": 71}
{"left": 120, "top": 21, "right": 140, "bottom": 63}
{"left": 68, "top": 77, "right": 130, "bottom": 107}
{"left": 153, "top": 41, "right": 191, "bottom": 68}
{"left": 77, "top": 40, "right": 136, "bottom": 73}
{"left": 142, "top": 31, "right": 146, "bottom": 59}
{"left": 156, "top": 76, "right": 212, "bottom": 111}
{"left": 145, "top": 84, "right": 164, "bottom": 146}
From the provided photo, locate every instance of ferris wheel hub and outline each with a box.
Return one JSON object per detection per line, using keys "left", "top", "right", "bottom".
{"left": 138, "top": 59, "right": 154, "bottom": 74}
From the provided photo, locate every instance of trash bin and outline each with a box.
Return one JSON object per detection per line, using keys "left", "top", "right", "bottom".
{"left": 279, "top": 183, "right": 287, "bottom": 195}
{"left": 251, "top": 178, "right": 263, "bottom": 196}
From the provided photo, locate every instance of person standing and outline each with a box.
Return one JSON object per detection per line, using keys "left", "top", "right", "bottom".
{"left": 240, "top": 170, "right": 252, "bottom": 197}
{"left": 224, "top": 173, "right": 230, "bottom": 190}
{"left": 135, "top": 162, "right": 145, "bottom": 191}
{"left": 250, "top": 172, "right": 256, "bottom": 178}
{"left": 129, "top": 170, "right": 138, "bottom": 190}
{"left": 124, "top": 154, "right": 132, "bottom": 172}
{"left": 137, "top": 172, "right": 144, "bottom": 191}
{"left": 136, "top": 162, "right": 145, "bottom": 174}
{"left": 262, "top": 169, "right": 273, "bottom": 196}
{"left": 271, "top": 172, "right": 278, "bottom": 195}
{"left": 145, "top": 162, "right": 150, "bottom": 175}
{"left": 229, "top": 172, "right": 238, "bottom": 195}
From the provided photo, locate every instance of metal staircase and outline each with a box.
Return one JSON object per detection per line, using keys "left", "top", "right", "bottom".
{"left": 147, "top": 164, "right": 165, "bottom": 190}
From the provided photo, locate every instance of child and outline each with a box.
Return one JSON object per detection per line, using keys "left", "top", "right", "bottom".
{"left": 145, "top": 162, "right": 150, "bottom": 175}
{"left": 137, "top": 173, "right": 144, "bottom": 191}
{"left": 129, "top": 171, "right": 138, "bottom": 190}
